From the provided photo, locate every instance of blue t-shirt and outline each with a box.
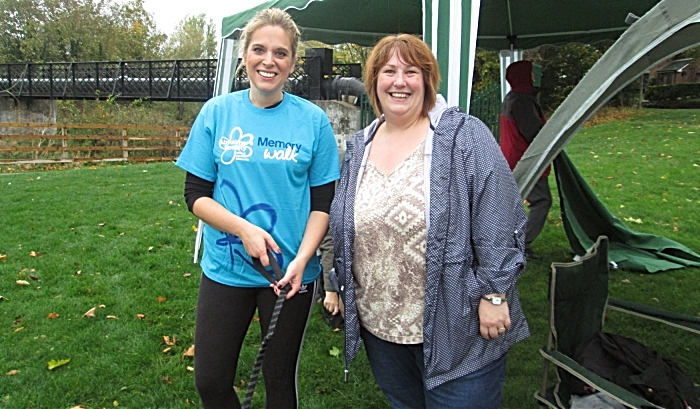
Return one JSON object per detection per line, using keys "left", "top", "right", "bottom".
{"left": 176, "top": 90, "right": 340, "bottom": 287}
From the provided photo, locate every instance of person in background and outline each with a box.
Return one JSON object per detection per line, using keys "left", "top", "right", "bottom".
{"left": 318, "top": 143, "right": 349, "bottom": 330}
{"left": 329, "top": 34, "right": 529, "bottom": 409}
{"left": 319, "top": 231, "right": 344, "bottom": 329}
{"left": 175, "top": 8, "right": 339, "bottom": 408}
{"left": 499, "top": 60, "right": 551, "bottom": 260}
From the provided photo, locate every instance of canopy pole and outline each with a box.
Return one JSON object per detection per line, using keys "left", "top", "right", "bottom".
{"left": 499, "top": 49, "right": 522, "bottom": 101}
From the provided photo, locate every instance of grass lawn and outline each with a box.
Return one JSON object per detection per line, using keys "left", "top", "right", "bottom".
{"left": 1, "top": 108, "right": 698, "bottom": 408}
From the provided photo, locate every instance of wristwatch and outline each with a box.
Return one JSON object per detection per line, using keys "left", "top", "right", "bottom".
{"left": 482, "top": 295, "right": 507, "bottom": 305}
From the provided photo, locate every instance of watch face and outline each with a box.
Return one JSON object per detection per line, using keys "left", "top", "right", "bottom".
{"left": 491, "top": 297, "right": 502, "bottom": 305}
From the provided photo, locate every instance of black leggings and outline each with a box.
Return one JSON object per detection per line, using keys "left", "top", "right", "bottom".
{"left": 194, "top": 274, "right": 317, "bottom": 409}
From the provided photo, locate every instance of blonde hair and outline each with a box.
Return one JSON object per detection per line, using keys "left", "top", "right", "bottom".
{"left": 236, "top": 8, "right": 301, "bottom": 75}
{"left": 364, "top": 34, "right": 440, "bottom": 118}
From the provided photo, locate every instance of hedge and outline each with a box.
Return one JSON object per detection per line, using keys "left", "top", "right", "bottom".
{"left": 645, "top": 83, "right": 700, "bottom": 101}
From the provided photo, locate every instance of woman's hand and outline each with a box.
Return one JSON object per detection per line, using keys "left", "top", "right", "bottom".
{"left": 238, "top": 222, "right": 280, "bottom": 266}
{"left": 324, "top": 291, "right": 340, "bottom": 315}
{"left": 274, "top": 257, "right": 305, "bottom": 299}
{"left": 478, "top": 295, "right": 511, "bottom": 340}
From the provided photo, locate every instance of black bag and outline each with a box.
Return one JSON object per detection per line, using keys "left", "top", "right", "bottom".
{"left": 572, "top": 332, "right": 699, "bottom": 409}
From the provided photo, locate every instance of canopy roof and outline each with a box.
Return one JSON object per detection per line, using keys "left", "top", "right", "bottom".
{"left": 221, "top": 0, "right": 662, "bottom": 50}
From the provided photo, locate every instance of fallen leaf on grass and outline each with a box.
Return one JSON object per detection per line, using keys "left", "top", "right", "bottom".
{"left": 0, "top": 254, "right": 7, "bottom": 260}
{"left": 47, "top": 312, "right": 59, "bottom": 319}
{"left": 148, "top": 246, "right": 154, "bottom": 252}
{"left": 192, "top": 225, "right": 197, "bottom": 232}
{"left": 186, "top": 366, "right": 194, "bottom": 372}
{"left": 47, "top": 359, "right": 70, "bottom": 370}
{"left": 98, "top": 222, "right": 106, "bottom": 226}
{"left": 14, "top": 327, "right": 24, "bottom": 332}
{"left": 0, "top": 295, "right": 6, "bottom": 301}
{"left": 29, "top": 275, "right": 40, "bottom": 281}
{"left": 30, "top": 251, "right": 41, "bottom": 257}
{"left": 621, "top": 279, "right": 631, "bottom": 283}
{"left": 113, "top": 400, "right": 119, "bottom": 406}
{"left": 83, "top": 307, "right": 96, "bottom": 318}
{"left": 106, "top": 315, "right": 118, "bottom": 319}
{"left": 69, "top": 406, "right": 85, "bottom": 409}
{"left": 162, "top": 347, "right": 172, "bottom": 354}
{"left": 183, "top": 345, "right": 195, "bottom": 358}
{"left": 136, "top": 314, "right": 146, "bottom": 320}
{"left": 329, "top": 346, "right": 341, "bottom": 357}
{"left": 624, "top": 217, "right": 643, "bottom": 224}
{"left": 6, "top": 370, "right": 19, "bottom": 376}
{"left": 160, "top": 376, "right": 172, "bottom": 383}
{"left": 16, "top": 280, "right": 30, "bottom": 286}
{"left": 183, "top": 273, "right": 191, "bottom": 277}
{"left": 163, "top": 336, "right": 177, "bottom": 346}
{"left": 157, "top": 296, "right": 166, "bottom": 303}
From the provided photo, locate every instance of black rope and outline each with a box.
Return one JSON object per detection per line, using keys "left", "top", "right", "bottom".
{"left": 242, "top": 251, "right": 290, "bottom": 409}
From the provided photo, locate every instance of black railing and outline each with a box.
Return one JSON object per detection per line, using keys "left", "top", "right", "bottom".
{"left": 0, "top": 59, "right": 364, "bottom": 102}
{"left": 0, "top": 59, "right": 218, "bottom": 102}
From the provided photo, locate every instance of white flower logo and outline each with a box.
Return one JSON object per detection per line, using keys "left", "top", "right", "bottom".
{"left": 219, "top": 127, "right": 254, "bottom": 164}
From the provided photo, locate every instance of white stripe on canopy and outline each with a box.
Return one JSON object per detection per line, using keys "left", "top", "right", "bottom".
{"left": 423, "top": 0, "right": 480, "bottom": 110}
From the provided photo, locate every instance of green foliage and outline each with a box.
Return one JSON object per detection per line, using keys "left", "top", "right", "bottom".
{"left": 162, "top": 14, "right": 217, "bottom": 60}
{"left": 472, "top": 49, "right": 500, "bottom": 91}
{"left": 332, "top": 43, "right": 371, "bottom": 66}
{"left": 56, "top": 99, "right": 203, "bottom": 127}
{"left": 646, "top": 83, "right": 700, "bottom": 102}
{"left": 530, "top": 43, "right": 610, "bottom": 113}
{"left": 0, "top": 0, "right": 165, "bottom": 63}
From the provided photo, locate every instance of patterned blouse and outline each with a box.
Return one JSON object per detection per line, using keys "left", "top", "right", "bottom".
{"left": 353, "top": 140, "right": 427, "bottom": 344}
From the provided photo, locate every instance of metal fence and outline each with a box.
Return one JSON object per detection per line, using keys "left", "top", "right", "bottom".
{"left": 0, "top": 60, "right": 217, "bottom": 102}
{"left": 469, "top": 82, "right": 501, "bottom": 139}
{"left": 0, "top": 58, "right": 364, "bottom": 103}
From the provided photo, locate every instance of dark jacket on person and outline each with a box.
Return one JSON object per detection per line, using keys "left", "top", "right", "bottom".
{"left": 330, "top": 96, "right": 529, "bottom": 389}
{"left": 499, "top": 60, "right": 549, "bottom": 178}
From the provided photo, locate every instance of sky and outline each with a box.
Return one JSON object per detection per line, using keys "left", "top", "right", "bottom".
{"left": 142, "top": 0, "right": 267, "bottom": 36}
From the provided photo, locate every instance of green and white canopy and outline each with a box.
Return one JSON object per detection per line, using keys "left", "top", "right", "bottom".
{"left": 217, "top": 0, "right": 662, "bottom": 109}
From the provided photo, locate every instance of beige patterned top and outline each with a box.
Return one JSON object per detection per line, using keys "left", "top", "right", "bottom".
{"left": 353, "top": 140, "right": 427, "bottom": 344}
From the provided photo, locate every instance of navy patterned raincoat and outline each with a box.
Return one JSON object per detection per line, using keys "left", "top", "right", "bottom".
{"left": 329, "top": 96, "right": 530, "bottom": 389}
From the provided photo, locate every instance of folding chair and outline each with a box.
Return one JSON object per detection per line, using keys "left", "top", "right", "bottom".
{"left": 535, "top": 235, "right": 662, "bottom": 409}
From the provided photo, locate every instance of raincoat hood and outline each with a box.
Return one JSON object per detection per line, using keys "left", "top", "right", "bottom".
{"left": 506, "top": 61, "right": 534, "bottom": 94}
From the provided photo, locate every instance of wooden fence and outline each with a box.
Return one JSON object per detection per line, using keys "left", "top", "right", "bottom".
{"left": 0, "top": 122, "right": 190, "bottom": 165}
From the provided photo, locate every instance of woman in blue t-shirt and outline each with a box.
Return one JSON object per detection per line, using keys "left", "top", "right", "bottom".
{"left": 176, "top": 8, "right": 339, "bottom": 408}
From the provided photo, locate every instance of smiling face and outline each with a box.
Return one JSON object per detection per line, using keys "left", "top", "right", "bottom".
{"left": 244, "top": 24, "right": 296, "bottom": 106}
{"left": 376, "top": 49, "right": 426, "bottom": 123}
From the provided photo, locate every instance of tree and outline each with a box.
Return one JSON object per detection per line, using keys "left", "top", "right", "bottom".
{"left": 529, "top": 43, "right": 610, "bottom": 112}
{"left": 472, "top": 49, "right": 499, "bottom": 91}
{"left": 0, "top": 0, "right": 165, "bottom": 63}
{"left": 107, "top": 0, "right": 166, "bottom": 60}
{"left": 162, "top": 14, "right": 217, "bottom": 60}
{"left": 332, "top": 43, "right": 371, "bottom": 65}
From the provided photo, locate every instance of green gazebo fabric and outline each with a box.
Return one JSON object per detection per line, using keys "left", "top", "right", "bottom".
{"left": 554, "top": 151, "right": 700, "bottom": 273}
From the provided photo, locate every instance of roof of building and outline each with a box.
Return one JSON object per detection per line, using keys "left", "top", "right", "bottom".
{"left": 656, "top": 58, "right": 693, "bottom": 73}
